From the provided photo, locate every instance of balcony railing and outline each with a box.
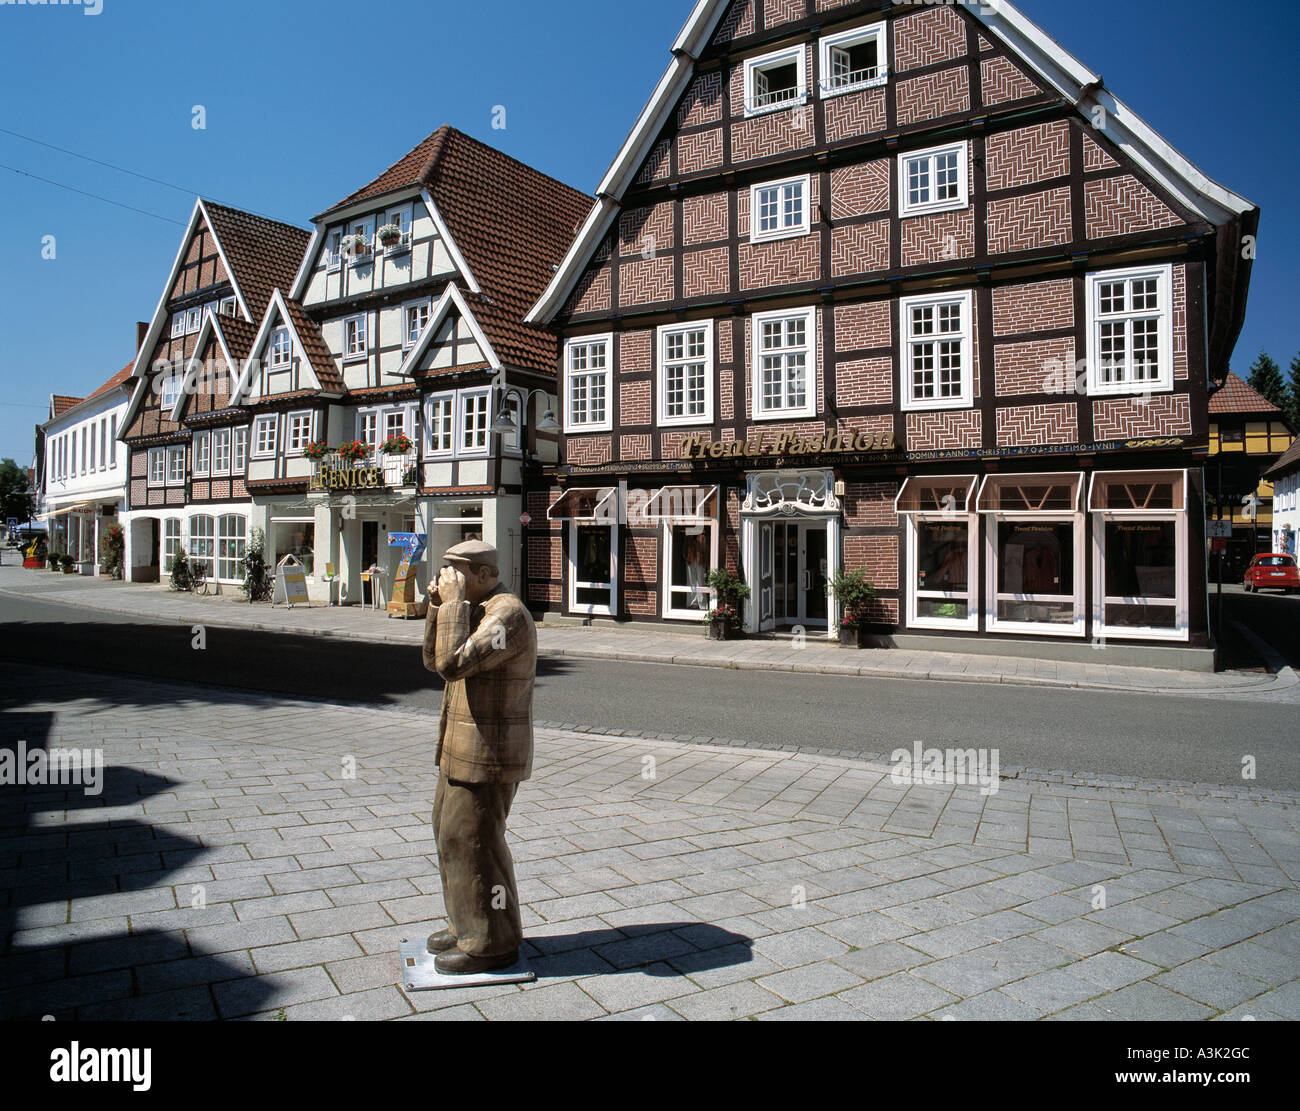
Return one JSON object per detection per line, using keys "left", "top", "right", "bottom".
{"left": 310, "top": 450, "right": 418, "bottom": 493}
{"left": 821, "top": 65, "right": 886, "bottom": 92}
{"left": 747, "top": 84, "right": 806, "bottom": 113}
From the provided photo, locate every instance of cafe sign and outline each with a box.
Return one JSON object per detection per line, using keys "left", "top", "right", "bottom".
{"left": 678, "top": 428, "right": 899, "bottom": 462}
{"left": 310, "top": 465, "right": 385, "bottom": 493}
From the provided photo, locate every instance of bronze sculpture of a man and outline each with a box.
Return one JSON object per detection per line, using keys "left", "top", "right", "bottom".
{"left": 422, "top": 539, "right": 536, "bottom": 975}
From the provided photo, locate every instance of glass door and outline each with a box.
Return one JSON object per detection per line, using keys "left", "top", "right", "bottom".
{"left": 771, "top": 521, "right": 829, "bottom": 629}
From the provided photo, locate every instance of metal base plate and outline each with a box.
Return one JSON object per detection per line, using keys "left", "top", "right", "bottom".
{"left": 399, "top": 938, "right": 536, "bottom": 991}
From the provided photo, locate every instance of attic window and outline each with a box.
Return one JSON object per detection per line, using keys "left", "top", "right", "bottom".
{"left": 219, "top": 297, "right": 237, "bottom": 317}
{"left": 744, "top": 46, "right": 807, "bottom": 116}
{"left": 270, "top": 327, "right": 292, "bottom": 369}
{"left": 820, "top": 24, "right": 887, "bottom": 96}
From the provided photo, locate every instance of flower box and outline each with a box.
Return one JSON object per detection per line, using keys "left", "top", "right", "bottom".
{"left": 380, "top": 434, "right": 413, "bottom": 455}
{"left": 336, "top": 440, "right": 370, "bottom": 463}
{"left": 302, "top": 441, "right": 331, "bottom": 461}
{"left": 838, "top": 623, "right": 868, "bottom": 649}
{"left": 23, "top": 557, "right": 42, "bottom": 569}
{"left": 377, "top": 224, "right": 402, "bottom": 246}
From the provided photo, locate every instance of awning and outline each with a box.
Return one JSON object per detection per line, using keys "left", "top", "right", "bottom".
{"left": 547, "top": 487, "right": 616, "bottom": 522}
{"left": 977, "top": 473, "right": 1084, "bottom": 514}
{"left": 641, "top": 485, "right": 718, "bottom": 521}
{"left": 37, "top": 502, "right": 93, "bottom": 521}
{"left": 894, "top": 476, "right": 977, "bottom": 515}
{"left": 1088, "top": 469, "right": 1187, "bottom": 513}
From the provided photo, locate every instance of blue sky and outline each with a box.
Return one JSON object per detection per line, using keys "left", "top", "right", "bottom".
{"left": 0, "top": 0, "right": 1296, "bottom": 464}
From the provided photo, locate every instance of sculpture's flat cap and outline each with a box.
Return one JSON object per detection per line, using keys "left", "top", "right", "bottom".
{"left": 444, "top": 540, "right": 499, "bottom": 568}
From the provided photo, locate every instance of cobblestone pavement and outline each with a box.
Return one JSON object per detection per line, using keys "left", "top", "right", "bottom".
{"left": 2, "top": 662, "right": 1297, "bottom": 1021}
{"left": 3, "top": 564, "right": 1296, "bottom": 702}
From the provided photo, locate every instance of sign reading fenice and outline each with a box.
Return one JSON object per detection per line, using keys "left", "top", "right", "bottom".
{"left": 310, "top": 464, "right": 384, "bottom": 492}
{"left": 678, "top": 428, "right": 899, "bottom": 461}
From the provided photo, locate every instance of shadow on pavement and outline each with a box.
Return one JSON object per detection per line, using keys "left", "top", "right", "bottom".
{"left": 522, "top": 923, "right": 753, "bottom": 978}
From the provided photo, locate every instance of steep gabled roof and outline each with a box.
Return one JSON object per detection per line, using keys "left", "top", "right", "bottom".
{"left": 316, "top": 126, "right": 590, "bottom": 371}
{"left": 1210, "top": 372, "right": 1282, "bottom": 416}
{"left": 86, "top": 361, "right": 136, "bottom": 402}
{"left": 171, "top": 313, "right": 260, "bottom": 423}
{"left": 527, "top": 0, "right": 1259, "bottom": 325}
{"left": 232, "top": 289, "right": 346, "bottom": 404}
{"left": 201, "top": 201, "right": 312, "bottom": 325}
{"left": 1266, "top": 437, "right": 1300, "bottom": 481}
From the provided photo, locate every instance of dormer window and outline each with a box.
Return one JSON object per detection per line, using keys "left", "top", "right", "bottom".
{"left": 219, "top": 296, "right": 237, "bottom": 317}
{"left": 820, "top": 23, "right": 887, "bottom": 97}
{"left": 744, "top": 45, "right": 807, "bottom": 116}
{"left": 270, "top": 327, "right": 292, "bottom": 369}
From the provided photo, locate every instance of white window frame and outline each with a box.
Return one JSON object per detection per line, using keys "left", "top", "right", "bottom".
{"left": 215, "top": 514, "right": 247, "bottom": 583}
{"left": 424, "top": 392, "right": 455, "bottom": 458}
{"left": 983, "top": 504, "right": 1086, "bottom": 639}
{"left": 343, "top": 314, "right": 368, "bottom": 361}
{"left": 219, "top": 296, "right": 236, "bottom": 317}
{"left": 166, "top": 446, "right": 187, "bottom": 485}
{"left": 186, "top": 307, "right": 203, "bottom": 334}
{"left": 658, "top": 321, "right": 715, "bottom": 427}
{"left": 232, "top": 426, "right": 249, "bottom": 472}
{"left": 148, "top": 448, "right": 166, "bottom": 487}
{"left": 189, "top": 514, "right": 215, "bottom": 577}
{"left": 285, "top": 410, "right": 315, "bottom": 456}
{"left": 382, "top": 205, "right": 414, "bottom": 255}
{"left": 99, "top": 419, "right": 108, "bottom": 471}
{"left": 899, "top": 141, "right": 969, "bottom": 218}
{"left": 905, "top": 512, "right": 979, "bottom": 633}
{"left": 819, "top": 22, "right": 889, "bottom": 98}
{"left": 661, "top": 516, "right": 720, "bottom": 621}
{"left": 159, "top": 374, "right": 183, "bottom": 414}
{"left": 567, "top": 518, "right": 619, "bottom": 618}
{"left": 749, "top": 175, "right": 812, "bottom": 244}
{"left": 744, "top": 44, "right": 807, "bottom": 118}
{"left": 358, "top": 411, "right": 379, "bottom": 456}
{"left": 403, "top": 299, "right": 432, "bottom": 350}
{"left": 109, "top": 415, "right": 117, "bottom": 468}
{"left": 269, "top": 327, "right": 293, "bottom": 369}
{"left": 751, "top": 306, "right": 817, "bottom": 421}
{"left": 325, "top": 228, "right": 343, "bottom": 272}
{"left": 211, "top": 427, "right": 232, "bottom": 475}
{"left": 192, "top": 431, "right": 210, "bottom": 477}
{"left": 564, "top": 334, "right": 613, "bottom": 433}
{"left": 252, "top": 415, "right": 278, "bottom": 459}
{"left": 899, "top": 290, "right": 974, "bottom": 413}
{"left": 170, "top": 313, "right": 185, "bottom": 339}
{"left": 459, "top": 389, "right": 492, "bottom": 457}
{"left": 162, "top": 518, "right": 183, "bottom": 567}
{"left": 1091, "top": 511, "right": 1188, "bottom": 643}
{"left": 1084, "top": 264, "right": 1174, "bottom": 398}
{"left": 347, "top": 217, "right": 374, "bottom": 265}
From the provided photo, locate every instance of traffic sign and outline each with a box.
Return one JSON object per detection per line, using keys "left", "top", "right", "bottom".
{"left": 1206, "top": 519, "right": 1233, "bottom": 539}
{"left": 519, "top": 512, "right": 532, "bottom": 527}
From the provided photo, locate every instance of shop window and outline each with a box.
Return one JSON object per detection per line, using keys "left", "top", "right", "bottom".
{"left": 273, "top": 520, "right": 315, "bottom": 577}
{"left": 216, "top": 514, "right": 247, "bottom": 582}
{"left": 189, "top": 515, "right": 215, "bottom": 577}
{"left": 570, "top": 521, "right": 616, "bottom": 615}
{"left": 643, "top": 486, "right": 719, "bottom": 620}
{"left": 162, "top": 518, "right": 182, "bottom": 567}
{"left": 896, "top": 476, "right": 978, "bottom": 631}
{"left": 431, "top": 502, "right": 484, "bottom": 550}
{"left": 1085, "top": 264, "right": 1173, "bottom": 396}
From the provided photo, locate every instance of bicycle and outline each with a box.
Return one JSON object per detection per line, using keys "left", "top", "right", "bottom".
{"left": 191, "top": 563, "right": 211, "bottom": 595}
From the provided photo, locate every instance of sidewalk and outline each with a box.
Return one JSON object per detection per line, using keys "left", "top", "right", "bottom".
{"left": 1, "top": 563, "right": 1296, "bottom": 702}
{"left": 1, "top": 661, "right": 1297, "bottom": 1021}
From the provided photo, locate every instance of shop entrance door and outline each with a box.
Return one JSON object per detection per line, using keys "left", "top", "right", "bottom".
{"left": 769, "top": 521, "right": 829, "bottom": 629}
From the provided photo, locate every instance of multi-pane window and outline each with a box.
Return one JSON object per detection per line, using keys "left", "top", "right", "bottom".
{"left": 166, "top": 446, "right": 186, "bottom": 484}
{"left": 899, "top": 142, "right": 968, "bottom": 217}
{"left": 326, "top": 229, "right": 343, "bottom": 271}
{"left": 426, "top": 394, "right": 454, "bottom": 455}
{"left": 216, "top": 515, "right": 247, "bottom": 582}
{"left": 186, "top": 307, "right": 202, "bottom": 333}
{"left": 253, "top": 415, "right": 278, "bottom": 458}
{"left": 461, "top": 391, "right": 490, "bottom": 453}
{"left": 344, "top": 315, "right": 367, "bottom": 359}
{"left": 189, "top": 515, "right": 215, "bottom": 577}
{"left": 232, "top": 427, "right": 248, "bottom": 471}
{"left": 149, "top": 448, "right": 166, "bottom": 486}
{"left": 820, "top": 24, "right": 887, "bottom": 95}
{"left": 359, "top": 412, "right": 379, "bottom": 451}
{"left": 404, "top": 301, "right": 430, "bottom": 348}
{"left": 286, "top": 411, "right": 314, "bottom": 454}
{"left": 219, "top": 296, "right": 236, "bottom": 316}
{"left": 171, "top": 313, "right": 185, "bottom": 338}
{"left": 160, "top": 375, "right": 182, "bottom": 413}
{"left": 900, "top": 292, "right": 973, "bottom": 411}
{"left": 162, "top": 518, "right": 182, "bottom": 568}
{"left": 193, "top": 432, "right": 210, "bottom": 476}
{"left": 753, "top": 308, "right": 816, "bottom": 418}
{"left": 659, "top": 323, "right": 713, "bottom": 425}
{"left": 100, "top": 419, "right": 108, "bottom": 471}
{"left": 565, "top": 337, "right": 611, "bottom": 430}
{"left": 1086, "top": 265, "right": 1173, "bottom": 395}
{"left": 211, "top": 428, "right": 231, "bottom": 474}
{"left": 109, "top": 416, "right": 117, "bottom": 467}
{"left": 751, "top": 176, "right": 810, "bottom": 242}
{"left": 270, "top": 327, "right": 292, "bottom": 368}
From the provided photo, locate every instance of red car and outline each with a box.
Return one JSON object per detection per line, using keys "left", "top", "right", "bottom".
{"left": 1243, "top": 553, "right": 1300, "bottom": 594}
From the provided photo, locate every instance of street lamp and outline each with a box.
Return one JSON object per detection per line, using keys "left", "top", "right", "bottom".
{"left": 491, "top": 388, "right": 560, "bottom": 435}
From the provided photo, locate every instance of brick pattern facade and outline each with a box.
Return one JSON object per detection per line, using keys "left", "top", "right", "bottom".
{"left": 830, "top": 160, "right": 891, "bottom": 220}
{"left": 996, "top": 402, "right": 1080, "bottom": 447}
{"left": 567, "top": 436, "right": 613, "bottom": 466}
{"left": 985, "top": 122, "right": 1071, "bottom": 192}
{"left": 1085, "top": 175, "right": 1184, "bottom": 239}
{"left": 906, "top": 410, "right": 983, "bottom": 451}
{"left": 981, "top": 56, "right": 1042, "bottom": 106}
{"left": 986, "top": 188, "right": 1072, "bottom": 255}
{"left": 738, "top": 235, "right": 820, "bottom": 290}
{"left": 835, "top": 357, "right": 893, "bottom": 407}
{"left": 993, "top": 279, "right": 1074, "bottom": 336}
{"left": 834, "top": 301, "right": 891, "bottom": 352}
{"left": 844, "top": 482, "right": 900, "bottom": 529}
{"left": 896, "top": 67, "right": 970, "bottom": 126}
{"left": 1093, "top": 393, "right": 1193, "bottom": 440}
{"left": 625, "top": 536, "right": 658, "bottom": 583}
{"left": 994, "top": 336, "right": 1078, "bottom": 397}
{"left": 619, "top": 380, "right": 651, "bottom": 426}
{"left": 683, "top": 193, "right": 729, "bottom": 245}
{"left": 844, "top": 535, "right": 899, "bottom": 590}
{"left": 824, "top": 88, "right": 888, "bottom": 144}
{"left": 831, "top": 221, "right": 890, "bottom": 277}
{"left": 893, "top": 5, "right": 967, "bottom": 73}
{"left": 900, "top": 209, "right": 975, "bottom": 268}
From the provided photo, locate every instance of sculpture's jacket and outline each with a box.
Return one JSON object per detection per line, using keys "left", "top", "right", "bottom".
{"left": 423, "top": 583, "right": 536, "bottom": 784}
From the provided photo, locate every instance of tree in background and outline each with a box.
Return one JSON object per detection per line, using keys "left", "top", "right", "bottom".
{"left": 1248, "top": 351, "right": 1286, "bottom": 411}
{"left": 0, "top": 458, "right": 34, "bottom": 525}
{"left": 1287, "top": 354, "right": 1300, "bottom": 432}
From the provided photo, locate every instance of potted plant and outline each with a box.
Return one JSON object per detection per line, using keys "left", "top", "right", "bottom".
{"left": 168, "top": 550, "right": 192, "bottom": 592}
{"left": 702, "top": 568, "right": 751, "bottom": 640}
{"left": 59, "top": 553, "right": 76, "bottom": 574}
{"left": 100, "top": 523, "right": 125, "bottom": 580}
{"left": 343, "top": 233, "right": 370, "bottom": 259}
{"left": 48, "top": 553, "right": 61, "bottom": 572}
{"left": 380, "top": 433, "right": 412, "bottom": 455}
{"left": 302, "top": 441, "right": 331, "bottom": 461}
{"left": 830, "top": 568, "right": 878, "bottom": 649}
{"left": 239, "top": 527, "right": 273, "bottom": 603}
{"left": 337, "top": 439, "right": 370, "bottom": 463}
{"left": 377, "top": 223, "right": 402, "bottom": 247}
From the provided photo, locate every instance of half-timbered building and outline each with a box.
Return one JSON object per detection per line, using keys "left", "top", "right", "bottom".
{"left": 526, "top": 0, "right": 1259, "bottom": 665}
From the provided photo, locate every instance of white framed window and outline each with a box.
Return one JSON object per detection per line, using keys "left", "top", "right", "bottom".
{"left": 403, "top": 299, "right": 431, "bottom": 349}
{"left": 159, "top": 374, "right": 183, "bottom": 414}
{"left": 252, "top": 414, "right": 278, "bottom": 459}
{"left": 820, "top": 22, "right": 888, "bottom": 97}
{"left": 744, "top": 45, "right": 807, "bottom": 116}
{"left": 162, "top": 518, "right": 182, "bottom": 567}
{"left": 358, "top": 411, "right": 379, "bottom": 453}
{"left": 752, "top": 307, "right": 817, "bottom": 420}
{"left": 568, "top": 519, "right": 618, "bottom": 617}
{"left": 211, "top": 427, "right": 232, "bottom": 475}
{"left": 347, "top": 218, "right": 374, "bottom": 264}
{"left": 381, "top": 206, "right": 413, "bottom": 254}
{"left": 216, "top": 514, "right": 247, "bottom": 582}
{"left": 1085, "top": 264, "right": 1174, "bottom": 397}
{"left": 232, "top": 426, "right": 249, "bottom": 471}
{"left": 170, "top": 313, "right": 185, "bottom": 339}
{"left": 325, "top": 228, "right": 343, "bottom": 272}
{"left": 186, "top": 307, "right": 202, "bottom": 333}
{"left": 166, "top": 446, "right": 186, "bottom": 484}
{"left": 564, "top": 335, "right": 612, "bottom": 432}
{"left": 109, "top": 415, "right": 117, "bottom": 468}
{"left": 99, "top": 419, "right": 108, "bottom": 471}
{"left": 219, "top": 296, "right": 236, "bottom": 317}
{"left": 899, "top": 476, "right": 979, "bottom": 632}
{"left": 459, "top": 389, "right": 491, "bottom": 455}
{"left": 750, "top": 175, "right": 811, "bottom": 244}
{"left": 189, "top": 514, "right": 215, "bottom": 577}
{"left": 286, "top": 410, "right": 315, "bottom": 455}
{"left": 89, "top": 425, "right": 97, "bottom": 472}
{"left": 649, "top": 489, "right": 720, "bottom": 621}
{"left": 193, "top": 431, "right": 210, "bottom": 477}
{"left": 425, "top": 392, "right": 455, "bottom": 457}
{"left": 270, "top": 327, "right": 292, "bottom": 369}
{"left": 344, "top": 315, "right": 368, "bottom": 360}
{"left": 658, "top": 321, "right": 714, "bottom": 426}
{"left": 900, "top": 290, "right": 974, "bottom": 412}
{"left": 383, "top": 408, "right": 409, "bottom": 446}
{"left": 899, "top": 141, "right": 969, "bottom": 218}
{"left": 148, "top": 448, "right": 166, "bottom": 486}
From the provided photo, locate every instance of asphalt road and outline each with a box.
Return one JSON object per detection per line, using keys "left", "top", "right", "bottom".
{"left": 1, "top": 589, "right": 1296, "bottom": 791}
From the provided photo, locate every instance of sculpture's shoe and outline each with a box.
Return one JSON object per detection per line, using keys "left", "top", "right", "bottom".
{"left": 426, "top": 929, "right": 458, "bottom": 954}
{"left": 434, "top": 949, "right": 520, "bottom": 975}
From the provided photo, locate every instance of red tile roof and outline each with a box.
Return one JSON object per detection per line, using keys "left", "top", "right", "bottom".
{"left": 1210, "top": 371, "right": 1281, "bottom": 415}
{"left": 86, "top": 361, "right": 137, "bottom": 401}
{"left": 202, "top": 201, "right": 312, "bottom": 324}
{"left": 320, "top": 126, "right": 590, "bottom": 372}
{"left": 51, "top": 395, "right": 83, "bottom": 417}
{"left": 282, "top": 298, "right": 344, "bottom": 395}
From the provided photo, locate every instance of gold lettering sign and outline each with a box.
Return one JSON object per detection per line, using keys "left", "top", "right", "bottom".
{"left": 310, "top": 467, "right": 383, "bottom": 493}
{"left": 677, "top": 430, "right": 900, "bottom": 461}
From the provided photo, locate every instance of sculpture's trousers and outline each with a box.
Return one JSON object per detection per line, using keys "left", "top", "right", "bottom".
{"left": 433, "top": 776, "right": 523, "bottom": 957}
